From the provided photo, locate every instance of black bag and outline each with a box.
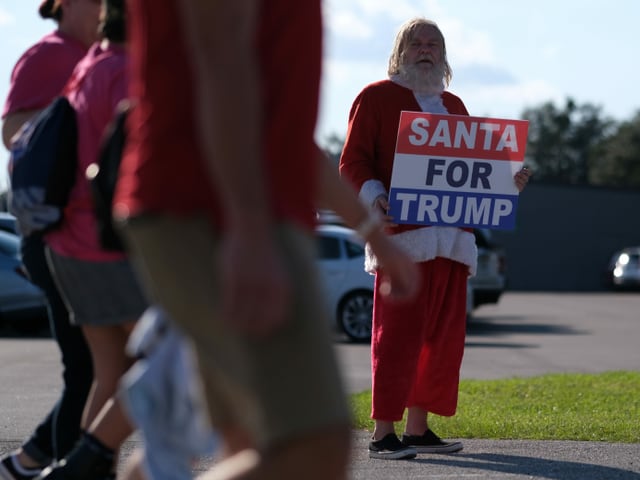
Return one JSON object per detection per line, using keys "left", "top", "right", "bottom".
{"left": 8, "top": 96, "right": 78, "bottom": 236}
{"left": 86, "top": 101, "right": 130, "bottom": 252}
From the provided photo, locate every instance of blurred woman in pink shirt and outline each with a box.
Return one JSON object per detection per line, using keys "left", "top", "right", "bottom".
{"left": 0, "top": 1, "right": 99, "bottom": 479}
{"left": 40, "top": 1, "right": 147, "bottom": 479}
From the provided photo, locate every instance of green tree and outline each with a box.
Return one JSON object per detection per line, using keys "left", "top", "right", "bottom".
{"left": 522, "top": 98, "right": 614, "bottom": 185}
{"left": 320, "top": 133, "right": 345, "bottom": 168}
{"left": 589, "top": 111, "right": 640, "bottom": 188}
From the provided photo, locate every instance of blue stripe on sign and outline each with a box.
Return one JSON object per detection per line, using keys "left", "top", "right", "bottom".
{"left": 388, "top": 188, "right": 519, "bottom": 230}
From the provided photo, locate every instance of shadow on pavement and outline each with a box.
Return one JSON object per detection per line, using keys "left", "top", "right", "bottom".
{"left": 467, "top": 315, "right": 586, "bottom": 337}
{"left": 414, "top": 452, "right": 640, "bottom": 480}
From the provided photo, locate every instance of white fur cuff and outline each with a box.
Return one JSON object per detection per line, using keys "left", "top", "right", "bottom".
{"left": 359, "top": 179, "right": 387, "bottom": 207}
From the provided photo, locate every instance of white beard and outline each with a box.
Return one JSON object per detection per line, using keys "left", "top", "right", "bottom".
{"left": 398, "top": 62, "right": 445, "bottom": 95}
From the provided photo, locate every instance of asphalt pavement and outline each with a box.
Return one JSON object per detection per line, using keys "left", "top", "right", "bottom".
{"left": 1, "top": 292, "right": 639, "bottom": 479}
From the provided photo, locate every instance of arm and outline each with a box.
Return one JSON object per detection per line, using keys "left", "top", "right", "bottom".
{"left": 339, "top": 88, "right": 397, "bottom": 228}
{"left": 316, "top": 146, "right": 418, "bottom": 300}
{"left": 176, "top": 0, "right": 289, "bottom": 334}
{"left": 177, "top": 0, "right": 266, "bottom": 227}
{"left": 338, "top": 90, "right": 382, "bottom": 195}
{"left": 3, "top": 41, "right": 75, "bottom": 151}
{"left": 2, "top": 110, "right": 40, "bottom": 150}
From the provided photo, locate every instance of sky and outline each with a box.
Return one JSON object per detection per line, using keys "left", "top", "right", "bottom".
{"left": 0, "top": 0, "right": 638, "bottom": 189}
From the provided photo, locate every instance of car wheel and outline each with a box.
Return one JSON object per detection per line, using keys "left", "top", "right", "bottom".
{"left": 337, "top": 290, "right": 373, "bottom": 342}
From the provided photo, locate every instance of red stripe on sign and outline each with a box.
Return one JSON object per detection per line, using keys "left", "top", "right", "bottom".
{"left": 395, "top": 111, "right": 529, "bottom": 161}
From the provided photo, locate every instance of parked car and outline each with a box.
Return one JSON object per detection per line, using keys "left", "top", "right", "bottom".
{"left": 316, "top": 224, "right": 373, "bottom": 342}
{"left": 470, "top": 228, "right": 507, "bottom": 308}
{"left": 604, "top": 246, "right": 640, "bottom": 290}
{"left": 0, "top": 229, "right": 50, "bottom": 332}
{"left": 315, "top": 224, "right": 474, "bottom": 342}
{"left": 0, "top": 212, "right": 17, "bottom": 234}
{"left": 316, "top": 211, "right": 506, "bottom": 312}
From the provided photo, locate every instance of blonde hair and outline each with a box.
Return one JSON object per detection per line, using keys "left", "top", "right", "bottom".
{"left": 387, "top": 17, "right": 452, "bottom": 87}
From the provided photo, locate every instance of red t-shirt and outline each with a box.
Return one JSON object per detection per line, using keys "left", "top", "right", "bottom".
{"left": 115, "top": 0, "right": 322, "bottom": 231}
{"left": 2, "top": 31, "right": 88, "bottom": 118}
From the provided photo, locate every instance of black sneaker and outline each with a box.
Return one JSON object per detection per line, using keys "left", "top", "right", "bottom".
{"left": 401, "top": 429, "right": 463, "bottom": 454}
{"left": 34, "top": 433, "right": 114, "bottom": 480}
{"left": 368, "top": 433, "right": 418, "bottom": 460}
{"left": 0, "top": 454, "right": 43, "bottom": 480}
{"left": 35, "top": 461, "right": 114, "bottom": 480}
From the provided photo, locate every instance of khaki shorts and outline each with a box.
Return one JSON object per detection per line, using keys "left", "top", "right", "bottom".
{"left": 120, "top": 215, "right": 349, "bottom": 449}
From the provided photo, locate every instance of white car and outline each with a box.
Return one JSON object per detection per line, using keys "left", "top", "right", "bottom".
{"left": 315, "top": 224, "right": 474, "bottom": 342}
{"left": 0, "top": 229, "right": 50, "bottom": 332}
{"left": 315, "top": 224, "right": 374, "bottom": 342}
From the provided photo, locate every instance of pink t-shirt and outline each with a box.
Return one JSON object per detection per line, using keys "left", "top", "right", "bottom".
{"left": 46, "top": 43, "right": 128, "bottom": 261}
{"left": 2, "top": 30, "right": 87, "bottom": 118}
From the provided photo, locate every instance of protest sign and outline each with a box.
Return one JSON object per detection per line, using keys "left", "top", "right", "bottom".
{"left": 388, "top": 111, "right": 529, "bottom": 230}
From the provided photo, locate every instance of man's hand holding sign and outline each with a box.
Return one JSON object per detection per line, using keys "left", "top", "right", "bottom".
{"left": 388, "top": 111, "right": 530, "bottom": 229}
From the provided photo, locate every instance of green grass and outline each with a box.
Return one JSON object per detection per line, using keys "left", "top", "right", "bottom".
{"left": 349, "top": 371, "right": 640, "bottom": 443}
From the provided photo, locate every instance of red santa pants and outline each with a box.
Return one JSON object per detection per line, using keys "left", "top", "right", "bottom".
{"left": 371, "top": 257, "right": 468, "bottom": 421}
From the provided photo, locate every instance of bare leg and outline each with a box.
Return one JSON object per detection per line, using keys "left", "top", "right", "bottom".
{"left": 37, "top": 322, "right": 138, "bottom": 480}
{"left": 89, "top": 397, "right": 135, "bottom": 450}
{"left": 81, "top": 323, "right": 135, "bottom": 429}
{"left": 372, "top": 420, "right": 396, "bottom": 441}
{"left": 405, "top": 407, "right": 429, "bottom": 436}
{"left": 69, "top": 322, "right": 136, "bottom": 474}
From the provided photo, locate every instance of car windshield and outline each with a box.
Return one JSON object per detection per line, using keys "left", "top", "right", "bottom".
{"left": 345, "top": 240, "right": 364, "bottom": 258}
{"left": 317, "top": 235, "right": 341, "bottom": 260}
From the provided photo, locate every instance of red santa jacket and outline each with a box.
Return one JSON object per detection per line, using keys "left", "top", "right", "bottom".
{"left": 339, "top": 79, "right": 477, "bottom": 274}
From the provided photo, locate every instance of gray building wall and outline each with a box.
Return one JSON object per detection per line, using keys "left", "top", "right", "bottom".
{"left": 491, "top": 184, "right": 640, "bottom": 291}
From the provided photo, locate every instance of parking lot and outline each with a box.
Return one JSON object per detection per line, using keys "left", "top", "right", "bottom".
{"left": 3, "top": 292, "right": 640, "bottom": 404}
{"left": 334, "top": 291, "right": 640, "bottom": 393}
{"left": 2, "top": 292, "right": 640, "bottom": 479}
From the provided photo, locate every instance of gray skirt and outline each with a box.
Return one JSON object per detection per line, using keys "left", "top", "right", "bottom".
{"left": 46, "top": 248, "right": 148, "bottom": 326}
